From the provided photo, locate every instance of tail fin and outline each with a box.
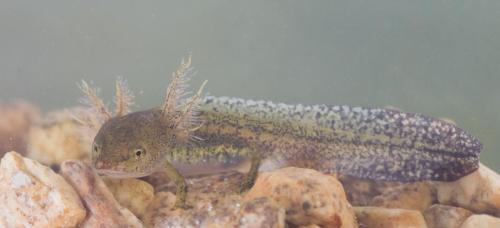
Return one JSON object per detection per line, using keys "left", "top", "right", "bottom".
{"left": 314, "top": 107, "right": 482, "bottom": 181}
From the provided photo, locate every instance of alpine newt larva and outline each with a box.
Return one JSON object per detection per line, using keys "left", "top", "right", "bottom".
{"left": 80, "top": 57, "right": 482, "bottom": 208}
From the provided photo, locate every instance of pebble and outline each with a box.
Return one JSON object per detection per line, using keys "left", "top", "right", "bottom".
{"left": 435, "top": 163, "right": 500, "bottom": 216}
{"left": 354, "top": 206, "right": 427, "bottom": 228}
{"left": 0, "top": 151, "right": 86, "bottom": 227}
{"left": 245, "top": 167, "right": 357, "bottom": 228}
{"left": 423, "top": 204, "right": 473, "bottom": 228}
{"left": 60, "top": 160, "right": 143, "bottom": 228}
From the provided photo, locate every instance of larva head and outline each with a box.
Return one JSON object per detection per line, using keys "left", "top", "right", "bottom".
{"left": 91, "top": 109, "right": 187, "bottom": 178}
{"left": 81, "top": 56, "right": 206, "bottom": 178}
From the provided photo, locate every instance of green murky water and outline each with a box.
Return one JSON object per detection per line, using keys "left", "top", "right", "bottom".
{"left": 0, "top": 1, "right": 498, "bottom": 171}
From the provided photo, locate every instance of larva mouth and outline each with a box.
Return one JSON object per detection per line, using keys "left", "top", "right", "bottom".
{"left": 91, "top": 160, "right": 147, "bottom": 178}
{"left": 94, "top": 168, "right": 151, "bottom": 179}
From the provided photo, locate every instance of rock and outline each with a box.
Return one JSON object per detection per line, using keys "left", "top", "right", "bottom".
{"left": 354, "top": 206, "right": 427, "bottom": 228}
{"left": 423, "top": 204, "right": 473, "bottom": 228}
{"left": 143, "top": 172, "right": 285, "bottom": 228}
{"left": 370, "top": 181, "right": 435, "bottom": 211}
{"left": 102, "top": 177, "right": 155, "bottom": 218}
{"left": 60, "top": 160, "right": 143, "bottom": 228}
{"left": 338, "top": 175, "right": 434, "bottom": 210}
{"left": 244, "top": 167, "right": 357, "bottom": 228}
{"left": 144, "top": 183, "right": 285, "bottom": 228}
{"left": 142, "top": 192, "right": 181, "bottom": 227}
{"left": 434, "top": 164, "right": 500, "bottom": 216}
{"left": 460, "top": 214, "right": 500, "bottom": 228}
{"left": 337, "top": 175, "right": 382, "bottom": 206}
{"left": 148, "top": 171, "right": 245, "bottom": 207}
{"left": 0, "top": 151, "right": 86, "bottom": 227}
{"left": 142, "top": 172, "right": 243, "bottom": 227}
{"left": 0, "top": 101, "right": 40, "bottom": 157}
{"left": 216, "top": 197, "right": 285, "bottom": 228}
{"left": 27, "top": 108, "right": 93, "bottom": 167}
{"left": 297, "top": 225, "right": 322, "bottom": 228}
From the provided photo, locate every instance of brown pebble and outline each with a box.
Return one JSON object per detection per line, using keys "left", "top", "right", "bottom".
{"left": 60, "top": 160, "right": 143, "bottom": 228}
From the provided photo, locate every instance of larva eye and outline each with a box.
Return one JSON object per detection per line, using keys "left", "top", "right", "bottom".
{"left": 134, "top": 148, "right": 145, "bottom": 158}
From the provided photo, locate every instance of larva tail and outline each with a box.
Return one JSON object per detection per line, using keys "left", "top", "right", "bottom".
{"left": 315, "top": 107, "right": 483, "bottom": 182}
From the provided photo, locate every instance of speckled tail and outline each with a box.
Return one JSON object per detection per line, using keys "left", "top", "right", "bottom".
{"left": 200, "top": 96, "right": 482, "bottom": 182}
